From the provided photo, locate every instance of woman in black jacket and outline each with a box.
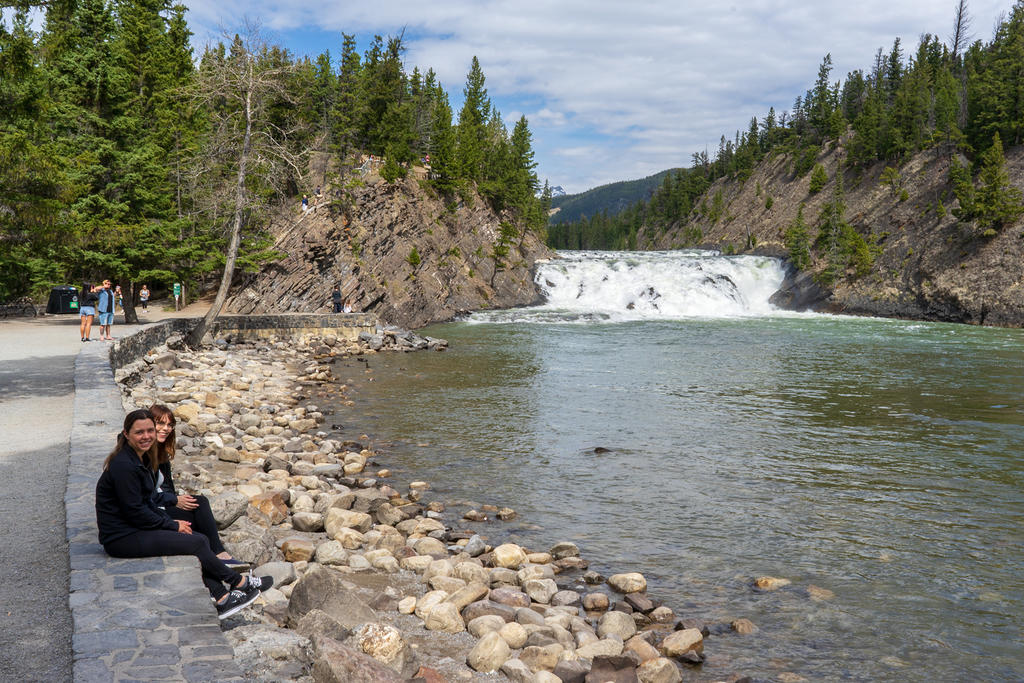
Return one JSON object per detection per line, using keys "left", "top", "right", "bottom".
{"left": 149, "top": 404, "right": 244, "bottom": 567}
{"left": 95, "top": 409, "right": 272, "bottom": 619}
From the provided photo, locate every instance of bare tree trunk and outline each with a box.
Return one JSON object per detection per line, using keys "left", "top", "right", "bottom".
{"left": 187, "top": 68, "right": 254, "bottom": 348}
{"left": 122, "top": 281, "right": 139, "bottom": 324}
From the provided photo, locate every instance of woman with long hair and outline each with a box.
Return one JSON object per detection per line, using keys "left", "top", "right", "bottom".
{"left": 79, "top": 284, "right": 98, "bottom": 342}
{"left": 95, "top": 409, "right": 272, "bottom": 619}
{"left": 149, "top": 404, "right": 244, "bottom": 567}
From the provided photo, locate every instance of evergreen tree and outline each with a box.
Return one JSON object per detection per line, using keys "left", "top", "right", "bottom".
{"left": 974, "top": 132, "right": 1024, "bottom": 232}
{"left": 967, "top": 4, "right": 1024, "bottom": 149}
{"left": 816, "top": 162, "right": 848, "bottom": 284}
{"left": 0, "top": 9, "right": 67, "bottom": 299}
{"left": 784, "top": 205, "right": 812, "bottom": 270}
{"left": 809, "top": 163, "right": 828, "bottom": 193}
{"left": 949, "top": 154, "right": 976, "bottom": 220}
{"left": 455, "top": 56, "right": 490, "bottom": 181}
{"left": 427, "top": 87, "right": 457, "bottom": 194}
{"left": 332, "top": 33, "right": 361, "bottom": 160}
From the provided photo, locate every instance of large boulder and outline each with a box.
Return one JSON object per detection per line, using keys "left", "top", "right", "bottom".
{"left": 445, "top": 582, "right": 489, "bottom": 611}
{"left": 354, "top": 622, "right": 415, "bottom": 677}
{"left": 658, "top": 629, "right": 703, "bottom": 658}
{"left": 608, "top": 573, "right": 647, "bottom": 594}
{"left": 467, "top": 631, "right": 511, "bottom": 673}
{"left": 221, "top": 517, "right": 279, "bottom": 566}
{"left": 224, "top": 624, "right": 312, "bottom": 682}
{"left": 637, "top": 657, "right": 682, "bottom": 683}
{"left": 311, "top": 635, "right": 404, "bottom": 683}
{"left": 250, "top": 491, "right": 289, "bottom": 526}
{"left": 492, "top": 543, "right": 528, "bottom": 569}
{"left": 587, "top": 654, "right": 639, "bottom": 683}
{"left": 597, "top": 610, "right": 637, "bottom": 640}
{"left": 288, "top": 565, "right": 377, "bottom": 629}
{"left": 325, "top": 508, "right": 373, "bottom": 535}
{"left": 210, "top": 491, "right": 249, "bottom": 529}
{"left": 295, "top": 609, "right": 351, "bottom": 642}
{"left": 423, "top": 602, "right": 464, "bottom": 633}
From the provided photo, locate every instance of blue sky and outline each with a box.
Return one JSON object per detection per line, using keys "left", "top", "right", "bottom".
{"left": 180, "top": 0, "right": 1015, "bottom": 194}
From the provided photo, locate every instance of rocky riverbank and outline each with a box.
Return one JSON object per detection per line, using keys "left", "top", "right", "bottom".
{"left": 116, "top": 330, "right": 767, "bottom": 683}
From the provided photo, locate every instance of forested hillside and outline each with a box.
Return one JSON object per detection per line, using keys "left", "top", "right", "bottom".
{"left": 548, "top": 169, "right": 679, "bottom": 225}
{"left": 0, "top": 2, "right": 551, "bottom": 318}
{"left": 548, "top": 1, "right": 1024, "bottom": 266}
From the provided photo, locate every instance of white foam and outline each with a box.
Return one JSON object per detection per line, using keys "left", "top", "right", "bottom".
{"left": 469, "top": 250, "right": 790, "bottom": 323}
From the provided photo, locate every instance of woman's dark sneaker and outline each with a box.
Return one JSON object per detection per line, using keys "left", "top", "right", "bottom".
{"left": 244, "top": 573, "right": 274, "bottom": 592}
{"left": 216, "top": 588, "right": 260, "bottom": 620}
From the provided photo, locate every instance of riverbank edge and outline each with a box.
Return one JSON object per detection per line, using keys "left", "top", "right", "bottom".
{"left": 66, "top": 313, "right": 376, "bottom": 682}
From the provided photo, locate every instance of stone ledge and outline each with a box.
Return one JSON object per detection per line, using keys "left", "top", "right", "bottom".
{"left": 109, "top": 312, "right": 376, "bottom": 369}
{"left": 68, "top": 339, "right": 245, "bottom": 682}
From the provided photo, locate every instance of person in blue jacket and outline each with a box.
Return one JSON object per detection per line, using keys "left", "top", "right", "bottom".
{"left": 96, "top": 280, "right": 116, "bottom": 341}
{"left": 95, "top": 409, "right": 272, "bottom": 619}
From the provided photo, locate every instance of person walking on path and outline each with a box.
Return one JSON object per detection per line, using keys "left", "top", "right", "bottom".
{"left": 79, "top": 284, "right": 98, "bottom": 342}
{"left": 95, "top": 409, "right": 273, "bottom": 619}
{"left": 139, "top": 285, "right": 150, "bottom": 311}
{"left": 331, "top": 285, "right": 342, "bottom": 313}
{"left": 149, "top": 404, "right": 246, "bottom": 568}
{"left": 301, "top": 194, "right": 309, "bottom": 213}
{"left": 96, "top": 280, "right": 116, "bottom": 341}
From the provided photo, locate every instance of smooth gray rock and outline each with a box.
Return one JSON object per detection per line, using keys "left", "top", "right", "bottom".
{"left": 288, "top": 565, "right": 377, "bottom": 629}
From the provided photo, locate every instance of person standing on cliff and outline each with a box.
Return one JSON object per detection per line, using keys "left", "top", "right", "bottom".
{"left": 331, "top": 286, "right": 342, "bottom": 313}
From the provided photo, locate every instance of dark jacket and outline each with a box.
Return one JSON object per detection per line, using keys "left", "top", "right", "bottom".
{"left": 154, "top": 461, "right": 177, "bottom": 508}
{"left": 82, "top": 291, "right": 98, "bottom": 307}
{"left": 95, "top": 443, "right": 178, "bottom": 545}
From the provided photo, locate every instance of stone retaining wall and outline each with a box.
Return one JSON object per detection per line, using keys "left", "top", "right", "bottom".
{"left": 109, "top": 313, "right": 376, "bottom": 369}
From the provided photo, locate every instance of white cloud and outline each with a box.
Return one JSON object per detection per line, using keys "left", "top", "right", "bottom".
{"left": 182, "top": 0, "right": 1014, "bottom": 193}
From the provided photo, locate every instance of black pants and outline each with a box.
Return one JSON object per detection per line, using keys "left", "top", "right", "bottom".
{"left": 333, "top": 301, "right": 342, "bottom": 313}
{"left": 104, "top": 529, "right": 241, "bottom": 600}
{"left": 165, "top": 495, "right": 226, "bottom": 554}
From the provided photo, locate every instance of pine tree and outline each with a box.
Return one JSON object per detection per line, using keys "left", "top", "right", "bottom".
{"left": 949, "top": 154, "right": 976, "bottom": 220}
{"left": 809, "top": 163, "right": 828, "bottom": 193}
{"left": 332, "top": 33, "right": 361, "bottom": 160}
{"left": 427, "top": 87, "right": 457, "bottom": 194}
{"left": 0, "top": 9, "right": 67, "bottom": 299}
{"left": 968, "top": 4, "right": 1024, "bottom": 149}
{"left": 784, "top": 205, "right": 812, "bottom": 270}
{"left": 974, "top": 132, "right": 1024, "bottom": 232}
{"left": 816, "top": 163, "right": 848, "bottom": 284}
{"left": 455, "top": 56, "right": 490, "bottom": 182}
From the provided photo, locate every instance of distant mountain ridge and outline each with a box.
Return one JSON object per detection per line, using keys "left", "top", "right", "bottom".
{"left": 549, "top": 169, "right": 680, "bottom": 224}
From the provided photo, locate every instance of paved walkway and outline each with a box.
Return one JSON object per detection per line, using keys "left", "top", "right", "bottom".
{"left": 0, "top": 315, "right": 79, "bottom": 682}
{"left": 0, "top": 301, "right": 208, "bottom": 682}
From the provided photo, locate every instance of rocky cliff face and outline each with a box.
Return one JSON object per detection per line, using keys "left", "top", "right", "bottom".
{"left": 227, "top": 174, "right": 553, "bottom": 329}
{"left": 643, "top": 144, "right": 1024, "bottom": 326}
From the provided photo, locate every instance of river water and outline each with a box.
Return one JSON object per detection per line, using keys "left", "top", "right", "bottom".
{"left": 328, "top": 251, "right": 1024, "bottom": 681}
